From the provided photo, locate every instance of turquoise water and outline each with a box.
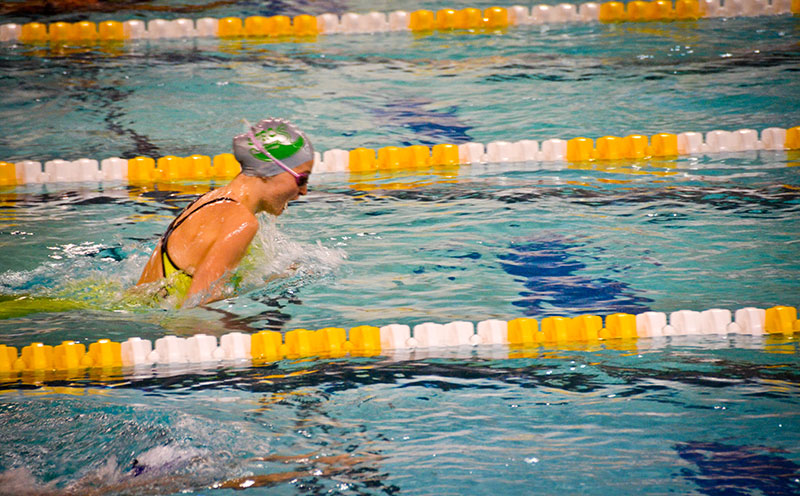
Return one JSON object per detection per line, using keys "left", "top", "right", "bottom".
{"left": 1, "top": 341, "right": 799, "bottom": 495}
{"left": 2, "top": 17, "right": 799, "bottom": 161}
{"left": 0, "top": 157, "right": 797, "bottom": 339}
{"left": 1, "top": 4, "right": 800, "bottom": 495}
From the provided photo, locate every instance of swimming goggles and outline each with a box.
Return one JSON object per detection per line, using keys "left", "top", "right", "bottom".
{"left": 246, "top": 125, "right": 310, "bottom": 188}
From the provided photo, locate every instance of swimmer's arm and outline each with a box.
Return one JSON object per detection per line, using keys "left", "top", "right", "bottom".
{"left": 184, "top": 217, "right": 259, "bottom": 307}
{"left": 136, "top": 240, "right": 163, "bottom": 285}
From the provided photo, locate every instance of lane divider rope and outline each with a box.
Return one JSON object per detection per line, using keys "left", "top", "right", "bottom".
{"left": 1, "top": 125, "right": 798, "bottom": 186}
{"left": 0, "top": 305, "right": 797, "bottom": 374}
{"left": 1, "top": 1, "right": 798, "bottom": 45}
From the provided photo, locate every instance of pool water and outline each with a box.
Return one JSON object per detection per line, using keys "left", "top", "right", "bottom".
{"left": 1, "top": 2, "right": 800, "bottom": 494}
{"left": 1, "top": 341, "right": 799, "bottom": 495}
{"left": 2, "top": 16, "right": 799, "bottom": 161}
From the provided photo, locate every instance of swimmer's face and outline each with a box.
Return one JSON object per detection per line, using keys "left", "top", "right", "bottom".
{"left": 263, "top": 160, "right": 313, "bottom": 216}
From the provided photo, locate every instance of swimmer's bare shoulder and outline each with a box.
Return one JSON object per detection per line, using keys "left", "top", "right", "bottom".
{"left": 182, "top": 201, "right": 259, "bottom": 305}
{"left": 135, "top": 198, "right": 258, "bottom": 307}
{"left": 135, "top": 197, "right": 255, "bottom": 287}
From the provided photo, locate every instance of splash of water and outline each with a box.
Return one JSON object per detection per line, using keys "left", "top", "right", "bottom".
{"left": 233, "top": 214, "right": 347, "bottom": 299}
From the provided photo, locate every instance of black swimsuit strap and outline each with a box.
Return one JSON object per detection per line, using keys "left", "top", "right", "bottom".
{"left": 161, "top": 196, "right": 239, "bottom": 276}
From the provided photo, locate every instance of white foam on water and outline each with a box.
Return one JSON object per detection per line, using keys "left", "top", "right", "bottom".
{"left": 234, "top": 213, "right": 347, "bottom": 297}
{"left": 0, "top": 466, "right": 59, "bottom": 496}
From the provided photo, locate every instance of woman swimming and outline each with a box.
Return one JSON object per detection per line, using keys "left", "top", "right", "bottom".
{"left": 136, "top": 118, "right": 313, "bottom": 308}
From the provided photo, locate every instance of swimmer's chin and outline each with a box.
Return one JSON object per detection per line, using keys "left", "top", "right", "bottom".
{"left": 271, "top": 203, "right": 289, "bottom": 216}
{"left": 264, "top": 202, "right": 288, "bottom": 216}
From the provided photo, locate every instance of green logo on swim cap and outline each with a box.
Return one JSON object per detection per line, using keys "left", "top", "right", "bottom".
{"left": 248, "top": 124, "right": 305, "bottom": 162}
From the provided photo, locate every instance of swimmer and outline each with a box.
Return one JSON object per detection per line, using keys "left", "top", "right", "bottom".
{"left": 136, "top": 118, "right": 313, "bottom": 308}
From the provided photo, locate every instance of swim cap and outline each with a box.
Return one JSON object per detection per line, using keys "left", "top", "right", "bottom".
{"left": 232, "top": 118, "right": 314, "bottom": 177}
